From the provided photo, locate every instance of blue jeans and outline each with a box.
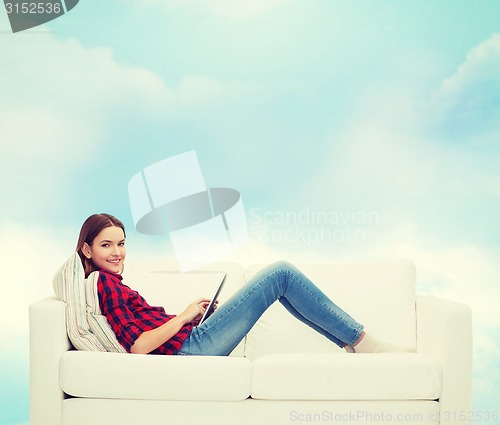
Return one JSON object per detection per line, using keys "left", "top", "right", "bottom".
{"left": 176, "top": 261, "right": 364, "bottom": 356}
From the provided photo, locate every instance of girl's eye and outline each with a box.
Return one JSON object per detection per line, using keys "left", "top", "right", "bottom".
{"left": 118, "top": 242, "right": 125, "bottom": 247}
{"left": 101, "top": 244, "right": 109, "bottom": 248}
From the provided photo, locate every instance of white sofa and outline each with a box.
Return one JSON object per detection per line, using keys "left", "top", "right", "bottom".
{"left": 30, "top": 259, "right": 472, "bottom": 425}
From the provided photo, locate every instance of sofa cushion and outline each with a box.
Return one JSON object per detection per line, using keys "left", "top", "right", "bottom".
{"left": 244, "top": 260, "right": 417, "bottom": 359}
{"left": 85, "top": 271, "right": 127, "bottom": 352}
{"left": 59, "top": 351, "right": 252, "bottom": 401}
{"left": 251, "top": 353, "right": 441, "bottom": 400}
{"left": 53, "top": 253, "right": 112, "bottom": 352}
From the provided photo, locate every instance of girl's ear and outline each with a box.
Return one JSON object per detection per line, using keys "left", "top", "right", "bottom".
{"left": 82, "top": 242, "right": 92, "bottom": 259}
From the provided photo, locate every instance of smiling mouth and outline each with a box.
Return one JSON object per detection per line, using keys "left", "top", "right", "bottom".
{"left": 108, "top": 259, "right": 121, "bottom": 264}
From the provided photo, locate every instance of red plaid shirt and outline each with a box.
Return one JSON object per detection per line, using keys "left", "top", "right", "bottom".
{"left": 97, "top": 270, "right": 193, "bottom": 355}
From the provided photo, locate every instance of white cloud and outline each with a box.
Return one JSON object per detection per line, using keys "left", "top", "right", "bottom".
{"left": 0, "top": 21, "right": 265, "bottom": 153}
{"left": 303, "top": 32, "right": 500, "bottom": 219}
{"left": 437, "top": 33, "right": 500, "bottom": 105}
{"left": 0, "top": 34, "right": 171, "bottom": 154}
{"left": 0, "top": 23, "right": 175, "bottom": 217}
{"left": 430, "top": 32, "right": 500, "bottom": 138}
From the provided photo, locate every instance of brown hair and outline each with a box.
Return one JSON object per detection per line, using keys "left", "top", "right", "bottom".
{"left": 76, "top": 213, "right": 126, "bottom": 277}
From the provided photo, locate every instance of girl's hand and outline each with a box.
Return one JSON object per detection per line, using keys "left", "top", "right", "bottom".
{"left": 177, "top": 298, "right": 211, "bottom": 325}
{"left": 191, "top": 300, "right": 219, "bottom": 326}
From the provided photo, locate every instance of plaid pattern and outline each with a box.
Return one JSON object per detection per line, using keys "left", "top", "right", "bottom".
{"left": 98, "top": 270, "right": 193, "bottom": 354}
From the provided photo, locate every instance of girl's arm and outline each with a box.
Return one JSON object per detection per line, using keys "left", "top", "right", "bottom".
{"left": 130, "top": 298, "right": 210, "bottom": 354}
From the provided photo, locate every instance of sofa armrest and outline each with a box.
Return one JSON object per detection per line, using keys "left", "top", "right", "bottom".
{"left": 30, "top": 296, "right": 72, "bottom": 425}
{"left": 416, "top": 295, "right": 472, "bottom": 425}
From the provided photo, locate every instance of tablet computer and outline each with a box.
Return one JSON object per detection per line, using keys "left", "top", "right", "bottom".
{"left": 199, "top": 273, "right": 227, "bottom": 324}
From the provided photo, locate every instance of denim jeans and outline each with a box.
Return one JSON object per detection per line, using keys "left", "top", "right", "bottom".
{"left": 176, "top": 261, "right": 364, "bottom": 356}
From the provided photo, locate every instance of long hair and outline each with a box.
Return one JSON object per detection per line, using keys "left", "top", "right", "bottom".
{"left": 76, "top": 213, "right": 126, "bottom": 277}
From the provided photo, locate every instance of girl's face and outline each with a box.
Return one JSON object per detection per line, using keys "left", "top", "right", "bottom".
{"left": 83, "top": 226, "right": 126, "bottom": 274}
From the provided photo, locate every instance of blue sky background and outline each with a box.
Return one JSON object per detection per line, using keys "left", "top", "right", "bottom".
{"left": 1, "top": 1, "right": 500, "bottom": 424}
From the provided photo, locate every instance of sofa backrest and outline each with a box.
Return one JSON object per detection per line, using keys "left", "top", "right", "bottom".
{"left": 243, "top": 260, "right": 417, "bottom": 359}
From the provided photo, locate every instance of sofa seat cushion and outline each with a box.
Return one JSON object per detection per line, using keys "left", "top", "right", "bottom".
{"left": 251, "top": 353, "right": 441, "bottom": 400}
{"left": 60, "top": 351, "right": 252, "bottom": 401}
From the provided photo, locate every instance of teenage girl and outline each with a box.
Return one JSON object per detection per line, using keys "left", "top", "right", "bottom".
{"left": 77, "top": 213, "right": 405, "bottom": 356}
